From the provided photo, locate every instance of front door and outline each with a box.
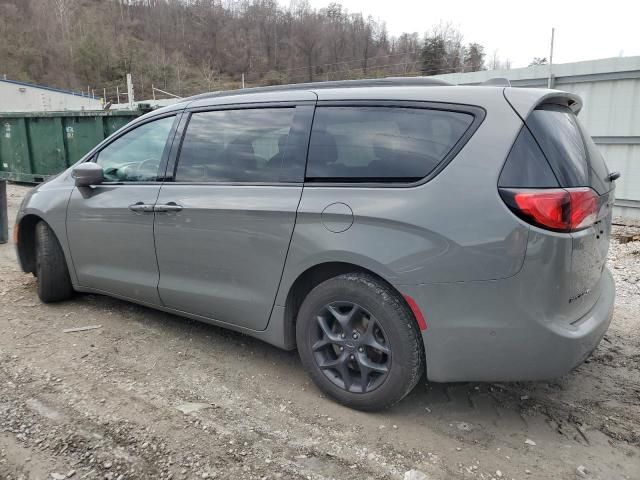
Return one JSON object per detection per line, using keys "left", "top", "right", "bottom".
{"left": 153, "top": 104, "right": 313, "bottom": 330}
{"left": 66, "top": 114, "right": 177, "bottom": 304}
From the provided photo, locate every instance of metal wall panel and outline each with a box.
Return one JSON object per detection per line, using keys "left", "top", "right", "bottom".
{"left": 62, "top": 116, "right": 105, "bottom": 164}
{"left": 598, "top": 144, "right": 640, "bottom": 203}
{"left": 27, "top": 117, "right": 67, "bottom": 175}
{"left": 0, "top": 80, "right": 103, "bottom": 112}
{"left": 0, "top": 118, "right": 30, "bottom": 177}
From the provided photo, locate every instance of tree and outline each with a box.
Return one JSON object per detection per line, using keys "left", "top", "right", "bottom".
{"left": 52, "top": 0, "right": 77, "bottom": 60}
{"left": 420, "top": 34, "right": 448, "bottom": 75}
{"left": 420, "top": 24, "right": 466, "bottom": 76}
{"left": 0, "top": 0, "right": 489, "bottom": 98}
{"left": 394, "top": 32, "right": 421, "bottom": 74}
{"left": 294, "top": 9, "right": 323, "bottom": 82}
{"left": 464, "top": 43, "right": 485, "bottom": 72}
{"left": 529, "top": 57, "right": 548, "bottom": 66}
{"left": 200, "top": 55, "right": 219, "bottom": 91}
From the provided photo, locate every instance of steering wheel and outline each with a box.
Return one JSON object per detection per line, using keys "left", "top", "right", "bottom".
{"left": 119, "top": 158, "right": 159, "bottom": 181}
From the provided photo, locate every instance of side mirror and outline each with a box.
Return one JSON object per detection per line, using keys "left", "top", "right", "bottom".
{"left": 72, "top": 162, "right": 104, "bottom": 187}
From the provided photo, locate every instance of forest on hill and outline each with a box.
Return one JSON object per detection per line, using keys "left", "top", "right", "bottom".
{"left": 0, "top": 0, "right": 490, "bottom": 102}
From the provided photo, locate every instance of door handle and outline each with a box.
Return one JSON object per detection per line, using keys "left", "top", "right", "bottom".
{"left": 129, "top": 202, "right": 155, "bottom": 213}
{"left": 154, "top": 202, "right": 183, "bottom": 213}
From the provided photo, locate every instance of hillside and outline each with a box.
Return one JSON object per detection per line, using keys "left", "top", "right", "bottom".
{"left": 0, "top": 0, "right": 486, "bottom": 102}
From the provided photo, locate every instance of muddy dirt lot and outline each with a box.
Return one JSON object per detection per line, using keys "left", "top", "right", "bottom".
{"left": 1, "top": 183, "right": 639, "bottom": 480}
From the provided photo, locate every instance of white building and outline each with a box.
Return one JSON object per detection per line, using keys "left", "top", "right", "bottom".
{"left": 435, "top": 56, "right": 640, "bottom": 219}
{"left": 0, "top": 78, "right": 103, "bottom": 112}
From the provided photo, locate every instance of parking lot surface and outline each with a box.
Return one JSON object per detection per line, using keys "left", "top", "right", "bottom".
{"left": 1, "top": 184, "right": 639, "bottom": 480}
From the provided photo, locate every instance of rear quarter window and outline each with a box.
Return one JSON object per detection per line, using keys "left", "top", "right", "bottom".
{"left": 306, "top": 106, "right": 474, "bottom": 182}
{"left": 498, "top": 126, "right": 559, "bottom": 188}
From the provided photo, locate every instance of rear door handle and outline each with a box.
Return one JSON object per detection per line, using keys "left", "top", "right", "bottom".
{"left": 154, "top": 202, "right": 183, "bottom": 213}
{"left": 129, "top": 202, "right": 155, "bottom": 213}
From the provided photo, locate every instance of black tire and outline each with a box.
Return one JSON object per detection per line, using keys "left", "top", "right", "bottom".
{"left": 296, "top": 273, "right": 424, "bottom": 411}
{"left": 35, "top": 221, "right": 73, "bottom": 303}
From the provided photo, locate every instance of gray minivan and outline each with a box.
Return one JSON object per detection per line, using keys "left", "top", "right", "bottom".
{"left": 15, "top": 78, "right": 616, "bottom": 410}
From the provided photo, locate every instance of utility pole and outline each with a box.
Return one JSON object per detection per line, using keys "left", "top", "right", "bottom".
{"left": 241, "top": 73, "right": 245, "bottom": 89}
{"left": 548, "top": 27, "right": 555, "bottom": 89}
{"left": 116, "top": 85, "right": 120, "bottom": 104}
{"left": 126, "top": 73, "right": 134, "bottom": 110}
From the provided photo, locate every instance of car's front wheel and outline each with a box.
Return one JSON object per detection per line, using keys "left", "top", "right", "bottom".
{"left": 35, "top": 221, "right": 73, "bottom": 303}
{"left": 296, "top": 273, "right": 424, "bottom": 411}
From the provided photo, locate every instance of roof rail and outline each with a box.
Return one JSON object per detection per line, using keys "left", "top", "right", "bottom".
{"left": 184, "top": 76, "right": 453, "bottom": 102}
{"left": 481, "top": 78, "right": 512, "bottom": 87}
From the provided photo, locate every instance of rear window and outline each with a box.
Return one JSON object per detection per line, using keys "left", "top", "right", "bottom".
{"left": 526, "top": 105, "right": 609, "bottom": 194}
{"left": 306, "top": 106, "right": 474, "bottom": 182}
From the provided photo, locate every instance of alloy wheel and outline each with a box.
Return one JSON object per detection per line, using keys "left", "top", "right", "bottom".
{"left": 310, "top": 301, "right": 391, "bottom": 393}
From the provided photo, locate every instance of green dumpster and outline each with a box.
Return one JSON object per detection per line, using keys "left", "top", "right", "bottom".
{"left": 0, "top": 110, "right": 141, "bottom": 183}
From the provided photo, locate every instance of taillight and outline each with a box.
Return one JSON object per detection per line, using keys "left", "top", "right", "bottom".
{"left": 499, "top": 187, "right": 599, "bottom": 233}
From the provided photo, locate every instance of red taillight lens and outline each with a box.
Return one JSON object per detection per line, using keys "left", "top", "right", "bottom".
{"left": 500, "top": 187, "right": 599, "bottom": 232}
{"left": 513, "top": 189, "right": 570, "bottom": 231}
{"left": 568, "top": 188, "right": 599, "bottom": 230}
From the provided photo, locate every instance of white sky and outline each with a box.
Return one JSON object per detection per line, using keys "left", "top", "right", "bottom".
{"left": 289, "top": 0, "right": 640, "bottom": 68}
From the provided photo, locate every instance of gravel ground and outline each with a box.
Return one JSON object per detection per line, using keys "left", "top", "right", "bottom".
{"left": 609, "top": 222, "right": 640, "bottom": 305}
{"left": 0, "top": 183, "right": 639, "bottom": 480}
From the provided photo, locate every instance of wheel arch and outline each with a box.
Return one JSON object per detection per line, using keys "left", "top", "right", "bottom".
{"left": 281, "top": 261, "right": 422, "bottom": 349}
{"left": 16, "top": 213, "right": 44, "bottom": 274}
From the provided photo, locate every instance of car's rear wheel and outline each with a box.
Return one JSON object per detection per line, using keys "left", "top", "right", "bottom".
{"left": 296, "top": 273, "right": 424, "bottom": 411}
{"left": 35, "top": 221, "right": 73, "bottom": 303}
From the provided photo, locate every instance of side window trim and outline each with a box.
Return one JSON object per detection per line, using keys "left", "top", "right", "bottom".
{"left": 90, "top": 112, "right": 181, "bottom": 184}
{"left": 280, "top": 104, "right": 315, "bottom": 183}
{"left": 167, "top": 111, "right": 192, "bottom": 182}
{"left": 304, "top": 100, "right": 485, "bottom": 188}
{"left": 161, "top": 111, "right": 189, "bottom": 182}
{"left": 168, "top": 102, "right": 315, "bottom": 185}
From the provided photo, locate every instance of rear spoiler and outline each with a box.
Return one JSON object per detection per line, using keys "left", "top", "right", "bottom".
{"left": 504, "top": 88, "right": 583, "bottom": 120}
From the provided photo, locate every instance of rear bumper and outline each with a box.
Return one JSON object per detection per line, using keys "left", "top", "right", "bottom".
{"left": 397, "top": 268, "right": 615, "bottom": 382}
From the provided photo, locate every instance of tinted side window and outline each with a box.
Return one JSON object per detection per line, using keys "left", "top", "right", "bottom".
{"left": 498, "top": 127, "right": 559, "bottom": 188}
{"left": 175, "top": 108, "right": 295, "bottom": 182}
{"left": 527, "top": 105, "right": 612, "bottom": 195}
{"left": 527, "top": 105, "right": 589, "bottom": 188}
{"left": 306, "top": 107, "right": 474, "bottom": 182}
{"left": 96, "top": 116, "right": 175, "bottom": 182}
{"left": 577, "top": 116, "right": 610, "bottom": 195}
